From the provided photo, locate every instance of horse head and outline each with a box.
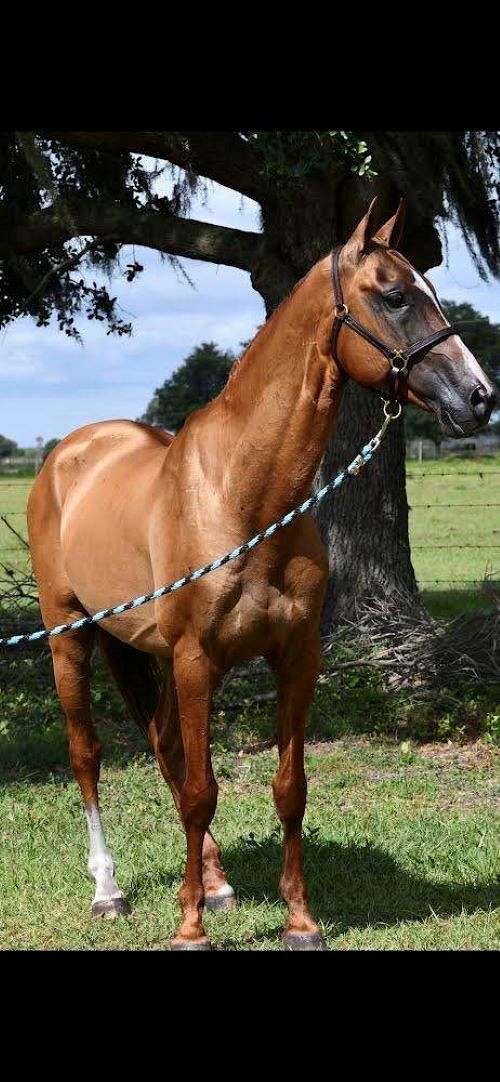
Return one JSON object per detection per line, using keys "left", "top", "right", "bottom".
{"left": 332, "top": 198, "right": 496, "bottom": 436}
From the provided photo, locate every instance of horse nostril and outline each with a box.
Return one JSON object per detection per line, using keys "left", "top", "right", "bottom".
{"left": 470, "top": 385, "right": 496, "bottom": 421}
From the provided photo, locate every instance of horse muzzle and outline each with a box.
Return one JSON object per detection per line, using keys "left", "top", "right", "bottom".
{"left": 429, "top": 381, "right": 496, "bottom": 437}
{"left": 407, "top": 346, "right": 497, "bottom": 438}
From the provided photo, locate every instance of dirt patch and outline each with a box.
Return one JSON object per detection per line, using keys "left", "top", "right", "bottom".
{"left": 365, "top": 770, "right": 400, "bottom": 782}
{"left": 305, "top": 737, "right": 374, "bottom": 756}
{"left": 436, "top": 791, "right": 500, "bottom": 810}
{"left": 419, "top": 739, "right": 498, "bottom": 770}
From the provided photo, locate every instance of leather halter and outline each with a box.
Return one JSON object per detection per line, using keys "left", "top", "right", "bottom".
{"left": 331, "top": 246, "right": 456, "bottom": 403}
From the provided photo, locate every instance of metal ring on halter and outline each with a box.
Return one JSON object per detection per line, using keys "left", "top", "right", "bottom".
{"left": 334, "top": 303, "right": 348, "bottom": 318}
{"left": 391, "top": 349, "right": 409, "bottom": 374}
{"left": 383, "top": 399, "right": 402, "bottom": 420}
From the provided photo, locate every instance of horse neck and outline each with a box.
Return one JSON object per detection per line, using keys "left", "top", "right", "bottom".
{"left": 216, "top": 258, "right": 344, "bottom": 524}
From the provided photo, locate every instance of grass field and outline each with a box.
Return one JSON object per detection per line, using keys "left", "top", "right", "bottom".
{"left": 1, "top": 730, "right": 498, "bottom": 950}
{"left": 0, "top": 455, "right": 499, "bottom": 950}
{"left": 407, "top": 453, "right": 500, "bottom": 620}
{"left": 0, "top": 476, "right": 31, "bottom": 574}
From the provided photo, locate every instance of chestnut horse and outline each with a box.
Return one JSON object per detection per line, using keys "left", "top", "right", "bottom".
{"left": 27, "top": 199, "right": 495, "bottom": 949}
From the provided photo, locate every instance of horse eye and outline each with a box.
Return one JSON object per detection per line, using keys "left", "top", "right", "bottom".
{"left": 384, "top": 290, "right": 406, "bottom": 309}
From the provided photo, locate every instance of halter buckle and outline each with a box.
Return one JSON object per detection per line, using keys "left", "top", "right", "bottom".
{"left": 391, "top": 349, "right": 408, "bottom": 373}
{"left": 334, "top": 303, "right": 348, "bottom": 319}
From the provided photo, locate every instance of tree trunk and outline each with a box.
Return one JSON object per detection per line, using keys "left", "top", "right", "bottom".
{"left": 314, "top": 383, "right": 417, "bottom": 629}
{"left": 252, "top": 174, "right": 441, "bottom": 631}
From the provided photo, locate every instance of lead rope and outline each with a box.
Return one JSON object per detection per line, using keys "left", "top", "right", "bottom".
{"left": 0, "top": 402, "right": 401, "bottom": 649}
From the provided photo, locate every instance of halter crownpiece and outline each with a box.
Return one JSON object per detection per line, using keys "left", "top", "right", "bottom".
{"left": 330, "top": 246, "right": 456, "bottom": 403}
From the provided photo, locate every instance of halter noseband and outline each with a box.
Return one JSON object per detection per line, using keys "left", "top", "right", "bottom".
{"left": 331, "top": 245, "right": 456, "bottom": 404}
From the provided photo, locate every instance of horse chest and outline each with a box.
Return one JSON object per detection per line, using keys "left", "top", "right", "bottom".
{"left": 204, "top": 575, "right": 312, "bottom": 664}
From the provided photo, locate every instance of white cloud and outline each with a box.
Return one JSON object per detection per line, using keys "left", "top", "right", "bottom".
{"left": 0, "top": 349, "right": 39, "bottom": 379}
{"left": 0, "top": 345, "right": 68, "bottom": 384}
{"left": 127, "top": 308, "right": 258, "bottom": 352}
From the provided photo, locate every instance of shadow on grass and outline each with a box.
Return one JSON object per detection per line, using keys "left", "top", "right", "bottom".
{"left": 1, "top": 618, "right": 497, "bottom": 785}
{"left": 128, "top": 834, "right": 499, "bottom": 938}
{"left": 421, "top": 587, "right": 493, "bottom": 621}
{"left": 0, "top": 711, "right": 149, "bottom": 785}
{"left": 0, "top": 650, "right": 149, "bottom": 784}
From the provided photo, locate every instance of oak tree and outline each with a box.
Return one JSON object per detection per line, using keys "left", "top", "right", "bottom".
{"left": 1, "top": 130, "right": 498, "bottom": 624}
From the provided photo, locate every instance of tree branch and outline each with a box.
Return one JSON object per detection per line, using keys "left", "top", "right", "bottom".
{"left": 22, "top": 237, "right": 106, "bottom": 310}
{"left": 0, "top": 199, "right": 263, "bottom": 273}
{"left": 43, "top": 131, "right": 267, "bottom": 202}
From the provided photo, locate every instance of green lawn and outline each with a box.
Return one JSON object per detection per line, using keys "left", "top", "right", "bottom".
{"left": 0, "top": 456, "right": 499, "bottom": 950}
{"left": 407, "top": 452, "right": 500, "bottom": 618}
{"left": 0, "top": 636, "right": 498, "bottom": 950}
{"left": 1, "top": 718, "right": 498, "bottom": 950}
{"left": 0, "top": 476, "right": 32, "bottom": 580}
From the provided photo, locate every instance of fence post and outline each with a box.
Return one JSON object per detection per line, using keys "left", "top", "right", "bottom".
{"left": 35, "top": 437, "right": 44, "bottom": 473}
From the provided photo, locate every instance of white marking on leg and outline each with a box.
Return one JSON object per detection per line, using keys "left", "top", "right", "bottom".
{"left": 85, "top": 805, "right": 124, "bottom": 906}
{"left": 207, "top": 883, "right": 235, "bottom": 901}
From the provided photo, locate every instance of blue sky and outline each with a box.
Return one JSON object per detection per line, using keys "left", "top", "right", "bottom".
{"left": 1, "top": 177, "right": 499, "bottom": 447}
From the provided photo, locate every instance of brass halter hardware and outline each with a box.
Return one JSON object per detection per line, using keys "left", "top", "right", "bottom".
{"left": 391, "top": 349, "right": 408, "bottom": 370}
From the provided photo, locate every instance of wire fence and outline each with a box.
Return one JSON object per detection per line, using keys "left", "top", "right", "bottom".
{"left": 407, "top": 471, "right": 500, "bottom": 479}
{"left": 406, "top": 467, "right": 499, "bottom": 586}
{"left": 0, "top": 469, "right": 499, "bottom": 590}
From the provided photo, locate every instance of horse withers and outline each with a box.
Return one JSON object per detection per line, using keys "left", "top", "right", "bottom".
{"left": 27, "top": 198, "right": 496, "bottom": 950}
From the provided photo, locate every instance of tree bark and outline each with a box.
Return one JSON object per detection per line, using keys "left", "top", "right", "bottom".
{"left": 44, "top": 131, "right": 267, "bottom": 203}
{"left": 315, "top": 384, "right": 417, "bottom": 629}
{"left": 0, "top": 199, "right": 262, "bottom": 272}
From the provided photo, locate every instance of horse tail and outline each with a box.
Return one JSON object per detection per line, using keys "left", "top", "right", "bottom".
{"left": 97, "top": 630, "right": 165, "bottom": 736}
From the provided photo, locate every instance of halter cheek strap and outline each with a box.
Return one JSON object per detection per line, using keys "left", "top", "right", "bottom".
{"left": 331, "top": 246, "right": 456, "bottom": 402}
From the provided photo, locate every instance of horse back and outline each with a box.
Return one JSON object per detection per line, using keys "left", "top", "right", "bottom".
{"left": 28, "top": 419, "right": 174, "bottom": 518}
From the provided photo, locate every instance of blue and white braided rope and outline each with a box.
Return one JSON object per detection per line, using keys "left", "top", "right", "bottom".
{"left": 0, "top": 411, "right": 395, "bottom": 649}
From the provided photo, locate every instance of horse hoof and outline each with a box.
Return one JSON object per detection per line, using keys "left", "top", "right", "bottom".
{"left": 282, "top": 931, "right": 327, "bottom": 951}
{"left": 91, "top": 897, "right": 131, "bottom": 919}
{"left": 170, "top": 937, "right": 212, "bottom": 951}
{"left": 204, "top": 886, "right": 236, "bottom": 912}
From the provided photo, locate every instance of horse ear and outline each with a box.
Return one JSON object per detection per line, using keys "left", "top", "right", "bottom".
{"left": 372, "top": 198, "right": 406, "bottom": 250}
{"left": 343, "top": 197, "right": 380, "bottom": 262}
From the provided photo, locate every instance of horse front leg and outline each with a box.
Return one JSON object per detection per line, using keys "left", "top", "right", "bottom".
{"left": 149, "top": 667, "right": 236, "bottom": 911}
{"left": 170, "top": 639, "right": 220, "bottom": 951}
{"left": 269, "top": 634, "right": 326, "bottom": 951}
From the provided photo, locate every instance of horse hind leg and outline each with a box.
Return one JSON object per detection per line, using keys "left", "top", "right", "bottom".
{"left": 50, "top": 623, "right": 130, "bottom": 918}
